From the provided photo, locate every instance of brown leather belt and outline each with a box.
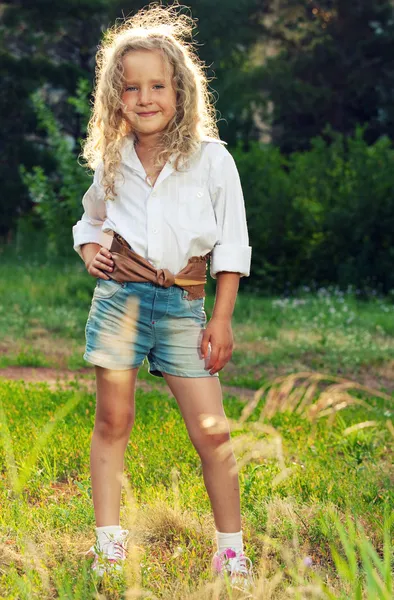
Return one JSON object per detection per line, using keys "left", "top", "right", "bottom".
{"left": 108, "top": 230, "right": 210, "bottom": 300}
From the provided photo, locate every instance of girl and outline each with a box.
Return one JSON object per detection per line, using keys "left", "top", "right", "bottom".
{"left": 72, "top": 3, "right": 253, "bottom": 589}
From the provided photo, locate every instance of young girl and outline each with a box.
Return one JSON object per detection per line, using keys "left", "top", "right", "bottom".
{"left": 72, "top": 4, "right": 253, "bottom": 589}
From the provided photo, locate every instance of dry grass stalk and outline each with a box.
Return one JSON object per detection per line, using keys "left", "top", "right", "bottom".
{"left": 386, "top": 419, "right": 394, "bottom": 437}
{"left": 342, "top": 420, "right": 379, "bottom": 435}
{"left": 197, "top": 371, "right": 392, "bottom": 522}
{"left": 236, "top": 372, "right": 391, "bottom": 423}
{"left": 199, "top": 413, "right": 286, "bottom": 478}
{"left": 23, "top": 536, "right": 51, "bottom": 594}
{"left": 119, "top": 471, "right": 155, "bottom": 598}
{"left": 171, "top": 467, "right": 181, "bottom": 513}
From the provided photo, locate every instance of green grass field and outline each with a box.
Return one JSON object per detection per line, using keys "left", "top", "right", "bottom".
{"left": 1, "top": 257, "right": 393, "bottom": 390}
{"left": 0, "top": 253, "right": 393, "bottom": 599}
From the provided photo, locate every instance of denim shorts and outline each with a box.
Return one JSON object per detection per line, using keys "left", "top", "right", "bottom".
{"left": 83, "top": 278, "right": 218, "bottom": 378}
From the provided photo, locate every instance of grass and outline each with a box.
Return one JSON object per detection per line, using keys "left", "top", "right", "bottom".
{"left": 0, "top": 254, "right": 393, "bottom": 392}
{"left": 0, "top": 247, "right": 393, "bottom": 598}
{"left": 0, "top": 376, "right": 392, "bottom": 598}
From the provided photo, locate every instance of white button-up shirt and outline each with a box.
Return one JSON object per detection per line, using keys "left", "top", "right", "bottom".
{"left": 72, "top": 135, "right": 252, "bottom": 278}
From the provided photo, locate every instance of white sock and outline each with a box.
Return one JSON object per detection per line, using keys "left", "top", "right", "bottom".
{"left": 216, "top": 529, "right": 243, "bottom": 554}
{"left": 95, "top": 525, "right": 122, "bottom": 551}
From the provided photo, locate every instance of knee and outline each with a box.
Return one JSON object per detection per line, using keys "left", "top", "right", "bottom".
{"left": 94, "top": 411, "right": 134, "bottom": 442}
{"left": 193, "top": 430, "right": 232, "bottom": 463}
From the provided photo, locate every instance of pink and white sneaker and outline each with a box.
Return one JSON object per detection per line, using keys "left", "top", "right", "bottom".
{"left": 85, "top": 528, "right": 130, "bottom": 577}
{"left": 212, "top": 547, "right": 254, "bottom": 590}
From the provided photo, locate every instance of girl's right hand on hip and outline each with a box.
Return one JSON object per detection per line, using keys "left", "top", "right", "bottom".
{"left": 87, "top": 247, "right": 114, "bottom": 279}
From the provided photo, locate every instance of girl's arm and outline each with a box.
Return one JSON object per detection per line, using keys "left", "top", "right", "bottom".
{"left": 201, "top": 144, "right": 252, "bottom": 375}
{"left": 211, "top": 272, "right": 240, "bottom": 322}
{"left": 81, "top": 242, "right": 102, "bottom": 268}
{"left": 72, "top": 162, "right": 113, "bottom": 261}
{"left": 208, "top": 147, "right": 251, "bottom": 281}
{"left": 201, "top": 271, "right": 240, "bottom": 375}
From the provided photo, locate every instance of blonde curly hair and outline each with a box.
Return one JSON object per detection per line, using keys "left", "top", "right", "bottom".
{"left": 81, "top": 2, "right": 220, "bottom": 201}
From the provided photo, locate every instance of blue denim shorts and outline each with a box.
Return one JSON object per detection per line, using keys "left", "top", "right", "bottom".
{"left": 83, "top": 278, "right": 218, "bottom": 378}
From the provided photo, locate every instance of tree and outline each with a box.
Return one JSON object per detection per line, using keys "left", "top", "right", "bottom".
{"left": 259, "top": 0, "right": 394, "bottom": 152}
{"left": 0, "top": 0, "right": 111, "bottom": 237}
{"left": 0, "top": 0, "right": 265, "bottom": 238}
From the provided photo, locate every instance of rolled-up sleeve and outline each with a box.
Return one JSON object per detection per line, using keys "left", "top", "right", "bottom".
{"left": 72, "top": 164, "right": 113, "bottom": 261}
{"left": 209, "top": 147, "right": 252, "bottom": 278}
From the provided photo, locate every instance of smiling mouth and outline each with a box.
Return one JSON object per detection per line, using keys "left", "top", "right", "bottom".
{"left": 138, "top": 112, "right": 158, "bottom": 117}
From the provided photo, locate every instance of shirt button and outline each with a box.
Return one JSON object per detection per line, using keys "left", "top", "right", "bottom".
{"left": 152, "top": 191, "right": 157, "bottom": 197}
{"left": 197, "top": 191, "right": 204, "bottom": 198}
{"left": 153, "top": 228, "right": 158, "bottom": 234}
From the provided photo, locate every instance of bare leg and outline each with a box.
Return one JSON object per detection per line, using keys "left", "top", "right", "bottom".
{"left": 90, "top": 366, "right": 139, "bottom": 526}
{"left": 163, "top": 373, "right": 241, "bottom": 532}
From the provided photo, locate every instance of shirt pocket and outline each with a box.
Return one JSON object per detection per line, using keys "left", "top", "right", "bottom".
{"left": 178, "top": 186, "right": 216, "bottom": 233}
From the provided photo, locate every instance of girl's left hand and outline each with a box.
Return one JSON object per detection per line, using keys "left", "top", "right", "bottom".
{"left": 200, "top": 317, "right": 234, "bottom": 375}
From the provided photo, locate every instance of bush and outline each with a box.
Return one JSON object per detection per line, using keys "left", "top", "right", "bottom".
{"left": 19, "top": 84, "right": 394, "bottom": 294}
{"left": 19, "top": 80, "right": 91, "bottom": 259}
{"left": 233, "top": 127, "right": 394, "bottom": 293}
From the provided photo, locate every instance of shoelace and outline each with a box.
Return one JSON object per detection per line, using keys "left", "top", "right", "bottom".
{"left": 97, "top": 530, "right": 130, "bottom": 560}
{"left": 227, "top": 553, "right": 253, "bottom": 578}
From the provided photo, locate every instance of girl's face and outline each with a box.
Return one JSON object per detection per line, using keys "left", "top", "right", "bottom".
{"left": 121, "top": 49, "right": 177, "bottom": 141}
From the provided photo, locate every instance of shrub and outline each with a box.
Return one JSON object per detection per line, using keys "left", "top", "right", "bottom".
{"left": 20, "top": 84, "right": 394, "bottom": 293}
{"left": 233, "top": 127, "right": 394, "bottom": 293}
{"left": 19, "top": 80, "right": 91, "bottom": 258}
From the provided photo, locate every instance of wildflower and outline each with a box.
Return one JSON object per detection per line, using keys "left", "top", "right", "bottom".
{"left": 303, "top": 556, "right": 313, "bottom": 567}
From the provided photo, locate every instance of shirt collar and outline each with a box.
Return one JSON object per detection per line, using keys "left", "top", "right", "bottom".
{"left": 120, "top": 134, "right": 176, "bottom": 187}
{"left": 200, "top": 135, "right": 227, "bottom": 145}
{"left": 120, "top": 134, "right": 144, "bottom": 174}
{"left": 120, "top": 133, "right": 226, "bottom": 178}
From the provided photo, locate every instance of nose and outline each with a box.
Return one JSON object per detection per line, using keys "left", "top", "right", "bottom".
{"left": 137, "top": 87, "right": 153, "bottom": 106}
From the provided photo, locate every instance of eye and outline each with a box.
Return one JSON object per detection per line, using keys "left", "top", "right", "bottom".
{"left": 125, "top": 85, "right": 164, "bottom": 92}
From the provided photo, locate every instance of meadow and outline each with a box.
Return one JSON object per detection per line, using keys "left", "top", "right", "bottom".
{"left": 0, "top": 249, "right": 393, "bottom": 599}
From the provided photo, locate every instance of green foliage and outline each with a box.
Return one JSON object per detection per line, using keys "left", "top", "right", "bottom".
{"left": 322, "top": 505, "right": 394, "bottom": 600}
{"left": 19, "top": 83, "right": 92, "bottom": 257}
{"left": 0, "top": 0, "right": 264, "bottom": 238}
{"left": 290, "top": 127, "right": 394, "bottom": 291}
{"left": 0, "top": 0, "right": 101, "bottom": 236}
{"left": 67, "top": 78, "right": 92, "bottom": 134}
{"left": 233, "top": 127, "right": 394, "bottom": 293}
{"left": 260, "top": 0, "right": 394, "bottom": 152}
{"left": 0, "top": 374, "right": 392, "bottom": 597}
{"left": 17, "top": 79, "right": 394, "bottom": 292}
{"left": 1, "top": 251, "right": 393, "bottom": 388}
{"left": 231, "top": 142, "right": 303, "bottom": 287}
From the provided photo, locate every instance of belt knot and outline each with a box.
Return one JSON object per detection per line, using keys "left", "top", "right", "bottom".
{"left": 155, "top": 268, "right": 175, "bottom": 288}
